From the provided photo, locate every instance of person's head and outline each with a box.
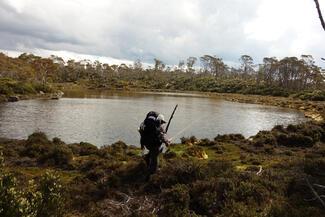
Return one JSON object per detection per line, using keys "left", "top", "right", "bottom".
{"left": 157, "top": 114, "right": 166, "bottom": 125}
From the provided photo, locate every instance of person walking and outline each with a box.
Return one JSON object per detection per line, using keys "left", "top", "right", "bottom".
{"left": 139, "top": 111, "right": 170, "bottom": 177}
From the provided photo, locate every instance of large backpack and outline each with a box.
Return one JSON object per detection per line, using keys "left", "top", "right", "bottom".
{"left": 140, "top": 111, "right": 161, "bottom": 148}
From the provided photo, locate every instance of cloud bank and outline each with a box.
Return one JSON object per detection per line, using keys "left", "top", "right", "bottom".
{"left": 0, "top": 0, "right": 324, "bottom": 66}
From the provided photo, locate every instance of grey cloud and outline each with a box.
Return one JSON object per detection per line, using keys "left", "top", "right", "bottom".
{"left": 0, "top": 1, "right": 84, "bottom": 48}
{"left": 0, "top": 0, "right": 323, "bottom": 67}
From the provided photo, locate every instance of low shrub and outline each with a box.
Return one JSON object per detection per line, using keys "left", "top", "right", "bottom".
{"left": 215, "top": 134, "right": 245, "bottom": 142}
{"left": 38, "top": 145, "right": 73, "bottom": 167}
{"left": 185, "top": 146, "right": 207, "bottom": 159}
{"left": 69, "top": 142, "right": 98, "bottom": 156}
{"left": 160, "top": 184, "right": 191, "bottom": 217}
{"left": 304, "top": 158, "right": 325, "bottom": 176}
{"left": 0, "top": 170, "right": 64, "bottom": 217}
{"left": 276, "top": 133, "right": 314, "bottom": 147}
{"left": 150, "top": 159, "right": 206, "bottom": 189}
{"left": 99, "top": 141, "right": 128, "bottom": 160}
{"left": 180, "top": 136, "right": 198, "bottom": 145}
{"left": 293, "top": 90, "right": 325, "bottom": 101}
{"left": 196, "top": 138, "right": 216, "bottom": 147}
{"left": 234, "top": 181, "right": 270, "bottom": 205}
{"left": 251, "top": 131, "right": 277, "bottom": 147}
{"left": 37, "top": 171, "right": 65, "bottom": 217}
{"left": 26, "top": 132, "right": 50, "bottom": 146}
{"left": 23, "top": 132, "right": 73, "bottom": 167}
{"left": 189, "top": 178, "right": 234, "bottom": 215}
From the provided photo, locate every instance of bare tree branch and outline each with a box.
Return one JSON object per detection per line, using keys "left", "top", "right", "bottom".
{"left": 314, "top": 0, "right": 325, "bottom": 31}
{"left": 305, "top": 178, "right": 325, "bottom": 208}
{"left": 256, "top": 165, "right": 263, "bottom": 176}
{"left": 305, "top": 195, "right": 325, "bottom": 201}
{"left": 314, "top": 184, "right": 325, "bottom": 189}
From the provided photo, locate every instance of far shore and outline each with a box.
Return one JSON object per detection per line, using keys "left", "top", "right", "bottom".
{"left": 1, "top": 82, "right": 324, "bottom": 122}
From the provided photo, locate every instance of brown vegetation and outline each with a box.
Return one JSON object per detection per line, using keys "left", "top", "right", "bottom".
{"left": 1, "top": 121, "right": 325, "bottom": 216}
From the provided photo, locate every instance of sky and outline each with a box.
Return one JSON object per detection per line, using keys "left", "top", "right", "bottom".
{"left": 0, "top": 0, "right": 324, "bottom": 67}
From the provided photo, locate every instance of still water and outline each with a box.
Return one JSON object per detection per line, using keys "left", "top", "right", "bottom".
{"left": 0, "top": 91, "right": 306, "bottom": 146}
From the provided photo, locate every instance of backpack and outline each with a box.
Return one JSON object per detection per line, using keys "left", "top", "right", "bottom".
{"left": 140, "top": 111, "right": 161, "bottom": 148}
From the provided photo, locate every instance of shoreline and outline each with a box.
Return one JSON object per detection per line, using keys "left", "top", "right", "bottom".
{"left": 2, "top": 84, "right": 324, "bottom": 123}
{"left": 59, "top": 83, "right": 325, "bottom": 122}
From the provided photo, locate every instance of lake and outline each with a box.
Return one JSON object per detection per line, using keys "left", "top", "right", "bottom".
{"left": 0, "top": 91, "right": 307, "bottom": 146}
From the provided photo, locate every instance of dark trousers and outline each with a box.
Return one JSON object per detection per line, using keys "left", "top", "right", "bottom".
{"left": 144, "top": 145, "right": 160, "bottom": 175}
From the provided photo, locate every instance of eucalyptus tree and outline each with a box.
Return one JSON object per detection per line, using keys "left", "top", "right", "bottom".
{"left": 154, "top": 58, "right": 165, "bottom": 71}
{"left": 186, "top": 57, "right": 197, "bottom": 74}
{"left": 200, "top": 55, "right": 227, "bottom": 77}
{"left": 262, "top": 57, "right": 278, "bottom": 85}
{"left": 239, "top": 55, "right": 255, "bottom": 76}
{"left": 178, "top": 60, "right": 185, "bottom": 72}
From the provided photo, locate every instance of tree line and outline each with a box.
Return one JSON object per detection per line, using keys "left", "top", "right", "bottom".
{"left": 0, "top": 52, "right": 324, "bottom": 95}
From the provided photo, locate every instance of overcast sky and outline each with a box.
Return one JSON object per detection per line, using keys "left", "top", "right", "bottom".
{"left": 0, "top": 0, "right": 324, "bottom": 66}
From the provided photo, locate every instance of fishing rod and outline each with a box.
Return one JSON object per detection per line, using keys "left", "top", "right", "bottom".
{"left": 161, "top": 120, "right": 197, "bottom": 153}
{"left": 160, "top": 104, "right": 178, "bottom": 153}
{"left": 169, "top": 113, "right": 210, "bottom": 142}
{"left": 165, "top": 104, "right": 178, "bottom": 133}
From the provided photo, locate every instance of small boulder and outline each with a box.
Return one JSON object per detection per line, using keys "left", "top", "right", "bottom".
{"left": 8, "top": 96, "right": 19, "bottom": 102}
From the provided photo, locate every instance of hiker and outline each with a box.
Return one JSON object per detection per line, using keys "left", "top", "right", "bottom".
{"left": 139, "top": 111, "right": 170, "bottom": 176}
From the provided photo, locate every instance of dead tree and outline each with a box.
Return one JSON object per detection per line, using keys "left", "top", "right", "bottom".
{"left": 314, "top": 0, "right": 325, "bottom": 31}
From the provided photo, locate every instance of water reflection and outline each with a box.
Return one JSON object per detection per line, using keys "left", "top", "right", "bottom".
{"left": 0, "top": 91, "right": 306, "bottom": 146}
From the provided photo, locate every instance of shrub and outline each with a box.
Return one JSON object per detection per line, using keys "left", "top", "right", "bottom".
{"left": 24, "top": 132, "right": 73, "bottom": 167}
{"left": 39, "top": 145, "right": 73, "bottom": 167}
{"left": 304, "top": 158, "right": 325, "bottom": 176}
{"left": 52, "top": 137, "right": 65, "bottom": 145}
{"left": 220, "top": 201, "right": 260, "bottom": 217}
{"left": 32, "top": 83, "right": 54, "bottom": 93}
{"left": 196, "top": 138, "right": 216, "bottom": 147}
{"left": 37, "top": 171, "right": 65, "bottom": 217}
{"left": 185, "top": 146, "right": 208, "bottom": 159}
{"left": 294, "top": 90, "right": 325, "bottom": 101}
{"left": 0, "top": 173, "right": 33, "bottom": 217}
{"left": 276, "top": 133, "right": 314, "bottom": 147}
{"left": 160, "top": 184, "right": 191, "bottom": 217}
{"left": 150, "top": 159, "right": 206, "bottom": 189}
{"left": 69, "top": 142, "right": 98, "bottom": 156}
{"left": 190, "top": 178, "right": 234, "bottom": 215}
{"left": 215, "top": 134, "right": 245, "bottom": 142}
{"left": 99, "top": 141, "right": 128, "bottom": 160}
{"left": 150, "top": 159, "right": 232, "bottom": 190}
{"left": 26, "top": 132, "right": 50, "bottom": 146}
{"left": 234, "top": 181, "right": 270, "bottom": 205}
{"left": 251, "top": 131, "right": 277, "bottom": 147}
{"left": 0, "top": 171, "right": 64, "bottom": 217}
{"left": 180, "top": 136, "right": 198, "bottom": 145}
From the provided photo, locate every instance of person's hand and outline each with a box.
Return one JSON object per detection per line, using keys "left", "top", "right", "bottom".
{"left": 166, "top": 138, "right": 172, "bottom": 147}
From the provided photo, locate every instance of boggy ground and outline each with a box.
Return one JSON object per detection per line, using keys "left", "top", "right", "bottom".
{"left": 0, "top": 121, "right": 325, "bottom": 217}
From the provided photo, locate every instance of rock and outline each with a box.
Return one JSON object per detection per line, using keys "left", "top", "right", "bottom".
{"left": 304, "top": 111, "right": 324, "bottom": 122}
{"left": 8, "top": 96, "right": 19, "bottom": 102}
{"left": 51, "top": 91, "right": 64, "bottom": 100}
{"left": 39, "top": 91, "right": 45, "bottom": 95}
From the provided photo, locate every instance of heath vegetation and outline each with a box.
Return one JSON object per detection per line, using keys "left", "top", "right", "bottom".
{"left": 0, "top": 121, "right": 324, "bottom": 216}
